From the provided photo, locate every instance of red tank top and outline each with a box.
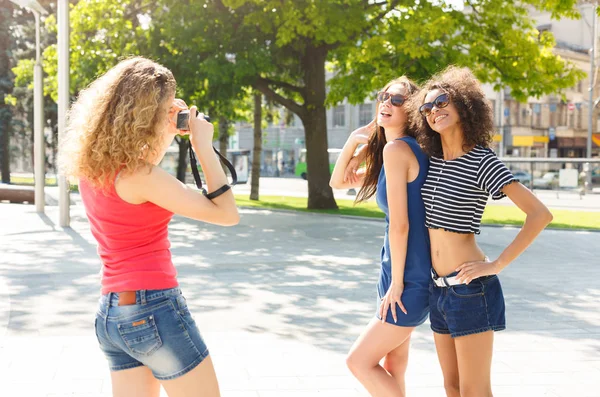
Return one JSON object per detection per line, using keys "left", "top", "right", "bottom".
{"left": 79, "top": 177, "right": 178, "bottom": 294}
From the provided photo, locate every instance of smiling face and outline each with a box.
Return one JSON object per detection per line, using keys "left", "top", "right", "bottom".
{"left": 376, "top": 83, "right": 409, "bottom": 129}
{"left": 423, "top": 88, "right": 460, "bottom": 134}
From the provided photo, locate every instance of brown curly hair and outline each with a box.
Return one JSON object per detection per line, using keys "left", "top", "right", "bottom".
{"left": 60, "top": 57, "right": 176, "bottom": 190}
{"left": 409, "top": 66, "right": 495, "bottom": 158}
{"left": 356, "top": 76, "right": 419, "bottom": 203}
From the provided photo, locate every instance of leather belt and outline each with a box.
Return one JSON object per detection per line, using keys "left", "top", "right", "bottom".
{"left": 117, "top": 291, "right": 137, "bottom": 306}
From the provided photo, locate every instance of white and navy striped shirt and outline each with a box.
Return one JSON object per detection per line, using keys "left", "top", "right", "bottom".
{"left": 421, "top": 145, "right": 516, "bottom": 234}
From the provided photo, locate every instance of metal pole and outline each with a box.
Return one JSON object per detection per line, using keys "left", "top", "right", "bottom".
{"left": 57, "top": 0, "right": 70, "bottom": 226}
{"left": 587, "top": 2, "right": 597, "bottom": 192}
{"left": 33, "top": 11, "right": 44, "bottom": 212}
{"left": 499, "top": 86, "right": 504, "bottom": 156}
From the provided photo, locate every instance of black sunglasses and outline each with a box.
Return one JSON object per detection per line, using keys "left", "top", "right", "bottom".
{"left": 377, "top": 91, "right": 407, "bottom": 107}
{"left": 419, "top": 93, "right": 450, "bottom": 117}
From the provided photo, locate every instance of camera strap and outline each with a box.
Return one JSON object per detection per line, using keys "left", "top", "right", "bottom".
{"left": 188, "top": 142, "right": 237, "bottom": 194}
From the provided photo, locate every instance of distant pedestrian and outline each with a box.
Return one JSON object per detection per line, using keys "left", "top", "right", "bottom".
{"left": 330, "top": 76, "right": 431, "bottom": 397}
{"left": 61, "top": 57, "right": 238, "bottom": 397}
{"left": 413, "top": 66, "right": 553, "bottom": 397}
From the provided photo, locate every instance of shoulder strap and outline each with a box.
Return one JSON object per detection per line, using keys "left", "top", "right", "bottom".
{"left": 188, "top": 141, "right": 237, "bottom": 194}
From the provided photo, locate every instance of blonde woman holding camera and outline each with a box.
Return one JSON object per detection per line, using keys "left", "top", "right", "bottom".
{"left": 61, "top": 57, "right": 238, "bottom": 397}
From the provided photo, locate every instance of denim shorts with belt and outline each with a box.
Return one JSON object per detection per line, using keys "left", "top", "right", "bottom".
{"left": 94, "top": 287, "right": 209, "bottom": 380}
{"left": 429, "top": 269, "right": 506, "bottom": 338}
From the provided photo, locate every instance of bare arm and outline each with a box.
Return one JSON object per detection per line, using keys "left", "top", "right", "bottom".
{"left": 329, "top": 120, "right": 374, "bottom": 190}
{"left": 378, "top": 140, "right": 411, "bottom": 322}
{"left": 456, "top": 182, "right": 553, "bottom": 283}
{"left": 384, "top": 141, "right": 411, "bottom": 283}
{"left": 492, "top": 182, "right": 553, "bottom": 271}
{"left": 116, "top": 106, "right": 239, "bottom": 226}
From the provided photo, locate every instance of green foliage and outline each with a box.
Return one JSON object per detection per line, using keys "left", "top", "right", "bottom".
{"left": 43, "top": 0, "right": 149, "bottom": 101}
{"left": 328, "top": 0, "right": 585, "bottom": 104}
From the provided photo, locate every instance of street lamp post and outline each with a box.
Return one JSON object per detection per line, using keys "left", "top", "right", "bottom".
{"left": 10, "top": 0, "right": 47, "bottom": 213}
{"left": 57, "top": 0, "right": 70, "bottom": 227}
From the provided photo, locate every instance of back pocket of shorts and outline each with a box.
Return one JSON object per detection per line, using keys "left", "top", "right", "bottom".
{"left": 117, "top": 314, "right": 162, "bottom": 356}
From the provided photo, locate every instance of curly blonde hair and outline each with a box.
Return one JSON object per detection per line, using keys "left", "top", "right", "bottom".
{"left": 60, "top": 57, "right": 176, "bottom": 190}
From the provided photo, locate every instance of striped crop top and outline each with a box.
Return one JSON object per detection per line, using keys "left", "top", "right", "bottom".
{"left": 421, "top": 145, "right": 516, "bottom": 234}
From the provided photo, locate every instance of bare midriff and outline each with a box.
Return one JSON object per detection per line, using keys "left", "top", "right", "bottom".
{"left": 429, "top": 228, "right": 486, "bottom": 277}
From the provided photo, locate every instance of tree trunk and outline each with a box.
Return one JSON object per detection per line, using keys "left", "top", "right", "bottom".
{"left": 176, "top": 138, "right": 188, "bottom": 183}
{"left": 218, "top": 116, "right": 228, "bottom": 157}
{"left": 0, "top": 1, "right": 14, "bottom": 184}
{"left": 301, "top": 46, "right": 337, "bottom": 209}
{"left": 250, "top": 92, "right": 262, "bottom": 200}
{"left": 218, "top": 116, "right": 229, "bottom": 173}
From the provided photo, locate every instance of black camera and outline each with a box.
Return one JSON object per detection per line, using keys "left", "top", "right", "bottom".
{"left": 176, "top": 109, "right": 211, "bottom": 131}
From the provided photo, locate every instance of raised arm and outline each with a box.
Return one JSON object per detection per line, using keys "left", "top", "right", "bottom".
{"left": 329, "top": 120, "right": 374, "bottom": 189}
{"left": 116, "top": 106, "right": 240, "bottom": 226}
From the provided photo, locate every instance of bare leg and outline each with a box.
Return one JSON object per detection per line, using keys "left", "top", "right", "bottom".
{"left": 455, "top": 331, "right": 494, "bottom": 397}
{"left": 346, "top": 318, "right": 414, "bottom": 397}
{"left": 110, "top": 366, "right": 161, "bottom": 397}
{"left": 382, "top": 334, "right": 411, "bottom": 394}
{"left": 433, "top": 332, "right": 460, "bottom": 397}
{"left": 161, "top": 355, "right": 220, "bottom": 397}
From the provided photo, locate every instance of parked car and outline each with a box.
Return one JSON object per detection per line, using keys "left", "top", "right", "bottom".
{"left": 579, "top": 166, "right": 600, "bottom": 186}
{"left": 533, "top": 172, "right": 558, "bottom": 189}
{"left": 512, "top": 171, "right": 532, "bottom": 185}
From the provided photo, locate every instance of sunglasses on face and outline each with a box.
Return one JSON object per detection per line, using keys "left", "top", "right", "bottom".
{"left": 419, "top": 93, "right": 450, "bottom": 117}
{"left": 377, "top": 91, "right": 407, "bottom": 107}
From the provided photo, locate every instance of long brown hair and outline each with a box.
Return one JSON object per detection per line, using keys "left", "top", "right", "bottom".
{"left": 355, "top": 76, "right": 419, "bottom": 203}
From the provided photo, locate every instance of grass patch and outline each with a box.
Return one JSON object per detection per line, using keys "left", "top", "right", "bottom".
{"left": 8, "top": 176, "right": 79, "bottom": 192}
{"left": 236, "top": 194, "right": 385, "bottom": 218}
{"left": 10, "top": 176, "right": 58, "bottom": 185}
{"left": 235, "top": 194, "right": 600, "bottom": 230}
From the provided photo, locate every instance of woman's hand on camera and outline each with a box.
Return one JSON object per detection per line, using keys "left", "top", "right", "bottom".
{"left": 188, "top": 106, "right": 214, "bottom": 151}
{"left": 168, "top": 98, "right": 188, "bottom": 135}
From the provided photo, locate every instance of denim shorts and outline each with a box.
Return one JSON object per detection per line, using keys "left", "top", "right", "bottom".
{"left": 429, "top": 272, "right": 506, "bottom": 338}
{"left": 94, "top": 288, "right": 209, "bottom": 380}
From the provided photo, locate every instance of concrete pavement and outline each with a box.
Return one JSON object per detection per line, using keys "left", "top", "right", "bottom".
{"left": 0, "top": 200, "right": 599, "bottom": 396}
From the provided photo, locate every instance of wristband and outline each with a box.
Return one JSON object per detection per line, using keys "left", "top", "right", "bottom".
{"left": 203, "top": 184, "right": 231, "bottom": 200}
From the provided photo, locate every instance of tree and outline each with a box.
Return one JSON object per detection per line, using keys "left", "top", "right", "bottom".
{"left": 0, "top": 0, "right": 14, "bottom": 183}
{"left": 250, "top": 92, "right": 262, "bottom": 200}
{"left": 188, "top": 0, "right": 584, "bottom": 209}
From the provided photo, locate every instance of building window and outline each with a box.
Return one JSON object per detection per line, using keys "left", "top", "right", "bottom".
{"left": 577, "top": 108, "right": 583, "bottom": 129}
{"left": 359, "top": 104, "right": 372, "bottom": 126}
{"left": 578, "top": 80, "right": 583, "bottom": 92}
{"left": 333, "top": 105, "right": 345, "bottom": 127}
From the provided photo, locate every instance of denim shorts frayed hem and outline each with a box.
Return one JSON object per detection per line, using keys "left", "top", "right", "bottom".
{"left": 109, "top": 361, "right": 144, "bottom": 372}
{"left": 153, "top": 349, "right": 210, "bottom": 380}
{"left": 432, "top": 325, "right": 506, "bottom": 338}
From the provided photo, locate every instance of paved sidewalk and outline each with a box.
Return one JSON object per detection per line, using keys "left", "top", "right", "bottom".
{"left": 0, "top": 202, "right": 599, "bottom": 396}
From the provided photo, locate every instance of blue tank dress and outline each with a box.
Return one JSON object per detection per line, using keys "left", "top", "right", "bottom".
{"left": 375, "top": 136, "right": 431, "bottom": 326}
